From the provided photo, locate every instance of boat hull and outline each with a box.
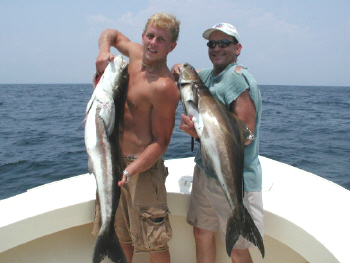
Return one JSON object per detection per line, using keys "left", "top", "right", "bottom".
{"left": 0, "top": 157, "right": 347, "bottom": 263}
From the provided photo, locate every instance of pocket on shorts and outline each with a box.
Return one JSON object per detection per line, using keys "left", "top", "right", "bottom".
{"left": 150, "top": 158, "right": 168, "bottom": 181}
{"left": 135, "top": 206, "right": 172, "bottom": 251}
{"left": 159, "top": 159, "right": 169, "bottom": 179}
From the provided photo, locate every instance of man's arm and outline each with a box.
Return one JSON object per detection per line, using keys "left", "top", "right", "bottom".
{"left": 230, "top": 89, "right": 256, "bottom": 145}
{"left": 95, "top": 29, "right": 140, "bottom": 75}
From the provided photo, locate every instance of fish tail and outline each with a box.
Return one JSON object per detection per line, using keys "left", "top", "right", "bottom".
{"left": 226, "top": 207, "right": 265, "bottom": 258}
{"left": 93, "top": 227, "right": 126, "bottom": 263}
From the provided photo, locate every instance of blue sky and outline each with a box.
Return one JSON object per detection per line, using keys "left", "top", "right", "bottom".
{"left": 1, "top": 0, "right": 349, "bottom": 86}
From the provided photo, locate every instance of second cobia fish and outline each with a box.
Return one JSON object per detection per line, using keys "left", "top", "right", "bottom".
{"left": 177, "top": 63, "right": 265, "bottom": 258}
{"left": 84, "top": 55, "right": 128, "bottom": 263}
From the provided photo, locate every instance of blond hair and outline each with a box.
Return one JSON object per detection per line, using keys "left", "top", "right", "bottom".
{"left": 144, "top": 12, "right": 180, "bottom": 42}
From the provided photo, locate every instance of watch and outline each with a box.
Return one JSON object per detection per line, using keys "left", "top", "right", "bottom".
{"left": 123, "top": 170, "right": 131, "bottom": 183}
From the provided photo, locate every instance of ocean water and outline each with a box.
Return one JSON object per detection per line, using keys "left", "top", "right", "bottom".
{"left": 0, "top": 84, "right": 349, "bottom": 200}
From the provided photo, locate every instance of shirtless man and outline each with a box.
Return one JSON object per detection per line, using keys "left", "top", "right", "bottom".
{"left": 93, "top": 12, "right": 180, "bottom": 263}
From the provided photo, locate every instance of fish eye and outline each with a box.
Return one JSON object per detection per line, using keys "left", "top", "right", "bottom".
{"left": 193, "top": 83, "right": 200, "bottom": 90}
{"left": 179, "top": 82, "right": 189, "bottom": 87}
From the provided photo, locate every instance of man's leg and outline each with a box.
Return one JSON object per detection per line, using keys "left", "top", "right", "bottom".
{"left": 150, "top": 250, "right": 170, "bottom": 263}
{"left": 120, "top": 242, "right": 134, "bottom": 263}
{"left": 231, "top": 249, "right": 253, "bottom": 263}
{"left": 193, "top": 226, "right": 216, "bottom": 263}
{"left": 133, "top": 159, "right": 172, "bottom": 263}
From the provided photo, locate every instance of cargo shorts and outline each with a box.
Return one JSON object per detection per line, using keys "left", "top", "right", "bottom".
{"left": 92, "top": 157, "right": 172, "bottom": 253}
{"left": 186, "top": 164, "right": 264, "bottom": 250}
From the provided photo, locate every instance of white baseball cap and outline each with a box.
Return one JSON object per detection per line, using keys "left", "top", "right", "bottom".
{"left": 202, "top": 22, "right": 240, "bottom": 42}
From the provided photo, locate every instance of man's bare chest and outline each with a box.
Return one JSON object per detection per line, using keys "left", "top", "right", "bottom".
{"left": 126, "top": 66, "right": 161, "bottom": 111}
{"left": 126, "top": 83, "right": 152, "bottom": 112}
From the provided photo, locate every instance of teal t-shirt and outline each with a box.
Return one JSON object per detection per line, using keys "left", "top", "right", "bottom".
{"left": 194, "top": 63, "right": 262, "bottom": 191}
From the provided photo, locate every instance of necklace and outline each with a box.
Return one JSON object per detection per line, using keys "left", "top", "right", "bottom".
{"left": 141, "top": 60, "right": 167, "bottom": 69}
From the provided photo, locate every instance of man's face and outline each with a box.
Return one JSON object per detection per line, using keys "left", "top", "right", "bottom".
{"left": 208, "top": 30, "right": 241, "bottom": 74}
{"left": 142, "top": 25, "right": 176, "bottom": 63}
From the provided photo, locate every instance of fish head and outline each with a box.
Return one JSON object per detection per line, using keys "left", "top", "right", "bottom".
{"left": 102, "top": 55, "right": 129, "bottom": 98}
{"left": 111, "top": 56, "right": 129, "bottom": 96}
{"left": 178, "top": 63, "right": 199, "bottom": 84}
{"left": 177, "top": 63, "right": 201, "bottom": 115}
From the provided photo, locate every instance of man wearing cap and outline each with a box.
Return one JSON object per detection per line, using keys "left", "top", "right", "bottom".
{"left": 172, "top": 23, "right": 263, "bottom": 263}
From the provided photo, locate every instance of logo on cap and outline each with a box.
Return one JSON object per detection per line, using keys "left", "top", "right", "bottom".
{"left": 214, "top": 23, "right": 225, "bottom": 28}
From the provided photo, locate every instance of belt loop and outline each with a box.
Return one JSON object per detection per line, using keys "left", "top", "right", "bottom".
{"left": 124, "top": 155, "right": 137, "bottom": 160}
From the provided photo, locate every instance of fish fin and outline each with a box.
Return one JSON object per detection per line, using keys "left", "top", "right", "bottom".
{"left": 225, "top": 214, "right": 240, "bottom": 257}
{"left": 93, "top": 227, "right": 126, "bottom": 263}
{"left": 85, "top": 94, "right": 95, "bottom": 115}
{"left": 77, "top": 117, "right": 87, "bottom": 131}
{"left": 226, "top": 207, "right": 265, "bottom": 258}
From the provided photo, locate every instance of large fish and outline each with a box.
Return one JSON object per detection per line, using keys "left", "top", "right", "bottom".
{"left": 84, "top": 55, "right": 128, "bottom": 263}
{"left": 177, "top": 63, "right": 265, "bottom": 258}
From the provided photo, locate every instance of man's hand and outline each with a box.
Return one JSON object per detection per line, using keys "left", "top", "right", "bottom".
{"left": 96, "top": 51, "right": 115, "bottom": 75}
{"left": 171, "top": 64, "right": 183, "bottom": 82}
{"left": 180, "top": 114, "right": 198, "bottom": 138}
{"left": 118, "top": 170, "right": 128, "bottom": 187}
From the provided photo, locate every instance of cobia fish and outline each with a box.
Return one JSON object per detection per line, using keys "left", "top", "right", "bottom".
{"left": 177, "top": 63, "right": 265, "bottom": 258}
{"left": 84, "top": 55, "right": 128, "bottom": 263}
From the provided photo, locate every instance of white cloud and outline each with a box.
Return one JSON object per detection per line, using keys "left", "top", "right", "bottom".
{"left": 87, "top": 14, "right": 113, "bottom": 24}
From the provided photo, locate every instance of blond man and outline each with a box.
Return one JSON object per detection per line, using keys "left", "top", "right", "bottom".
{"left": 93, "top": 12, "right": 180, "bottom": 263}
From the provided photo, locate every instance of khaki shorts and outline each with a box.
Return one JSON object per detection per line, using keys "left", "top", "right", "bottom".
{"left": 187, "top": 165, "right": 264, "bottom": 250}
{"left": 92, "top": 157, "right": 172, "bottom": 253}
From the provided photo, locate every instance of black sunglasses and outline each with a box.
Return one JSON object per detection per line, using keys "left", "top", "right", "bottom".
{"left": 207, "top": 39, "right": 237, "bottom": 49}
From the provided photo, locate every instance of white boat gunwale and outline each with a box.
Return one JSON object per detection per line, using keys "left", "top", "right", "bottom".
{"left": 0, "top": 156, "right": 349, "bottom": 263}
